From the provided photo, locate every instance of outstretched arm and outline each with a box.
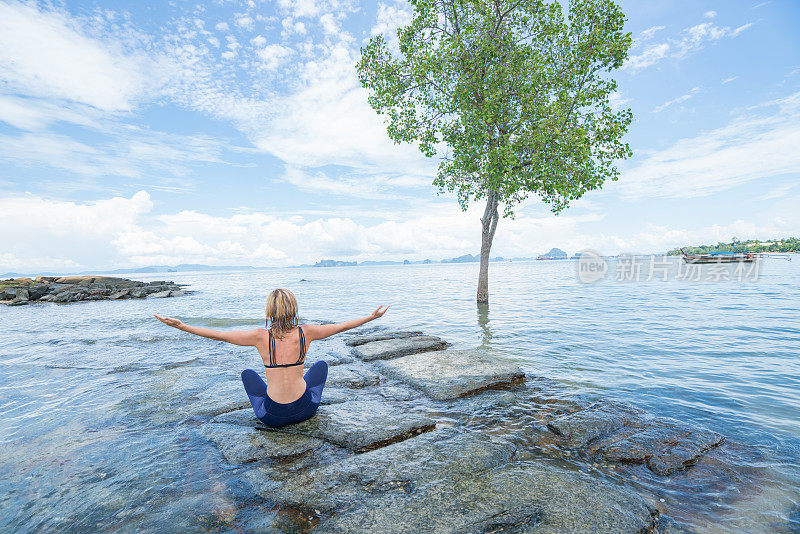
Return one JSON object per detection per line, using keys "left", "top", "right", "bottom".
{"left": 153, "top": 314, "right": 262, "bottom": 346}
{"left": 303, "top": 305, "right": 389, "bottom": 341}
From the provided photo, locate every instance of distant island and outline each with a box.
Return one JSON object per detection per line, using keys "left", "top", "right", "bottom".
{"left": 537, "top": 248, "right": 568, "bottom": 260}
{"left": 297, "top": 254, "right": 512, "bottom": 268}
{"left": 0, "top": 264, "right": 260, "bottom": 279}
{"left": 666, "top": 237, "right": 800, "bottom": 255}
{"left": 2, "top": 250, "right": 587, "bottom": 279}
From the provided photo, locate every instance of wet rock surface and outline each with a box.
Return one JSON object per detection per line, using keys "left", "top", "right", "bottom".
{"left": 201, "top": 423, "right": 324, "bottom": 464}
{"left": 246, "top": 428, "right": 661, "bottom": 533}
{"left": 350, "top": 335, "right": 447, "bottom": 361}
{"left": 325, "top": 362, "right": 381, "bottom": 389}
{"left": 1, "top": 275, "right": 188, "bottom": 305}
{"left": 374, "top": 349, "right": 525, "bottom": 400}
{"left": 345, "top": 331, "right": 423, "bottom": 346}
{"left": 270, "top": 397, "right": 437, "bottom": 452}
{"left": 547, "top": 400, "right": 647, "bottom": 448}
{"left": 547, "top": 401, "right": 725, "bottom": 476}
{"left": 187, "top": 329, "right": 744, "bottom": 532}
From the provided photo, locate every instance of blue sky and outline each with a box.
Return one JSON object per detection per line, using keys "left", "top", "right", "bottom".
{"left": 1, "top": 0, "right": 798, "bottom": 272}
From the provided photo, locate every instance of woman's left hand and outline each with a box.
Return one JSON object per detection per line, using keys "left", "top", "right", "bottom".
{"left": 154, "top": 314, "right": 184, "bottom": 329}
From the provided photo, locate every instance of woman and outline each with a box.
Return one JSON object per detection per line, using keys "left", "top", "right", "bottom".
{"left": 154, "top": 288, "right": 389, "bottom": 427}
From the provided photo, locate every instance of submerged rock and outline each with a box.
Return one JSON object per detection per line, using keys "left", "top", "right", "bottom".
{"left": 202, "top": 422, "right": 323, "bottom": 464}
{"left": 548, "top": 401, "right": 725, "bottom": 476}
{"left": 589, "top": 420, "right": 725, "bottom": 476}
{"left": 180, "top": 328, "right": 734, "bottom": 532}
{"left": 351, "top": 335, "right": 447, "bottom": 361}
{"left": 547, "top": 400, "right": 646, "bottom": 448}
{"left": 248, "top": 428, "right": 514, "bottom": 510}
{"left": 188, "top": 378, "right": 251, "bottom": 417}
{"left": 326, "top": 363, "right": 381, "bottom": 389}
{"left": 270, "top": 397, "right": 436, "bottom": 452}
{"left": 249, "top": 428, "right": 661, "bottom": 533}
{"left": 374, "top": 349, "right": 525, "bottom": 400}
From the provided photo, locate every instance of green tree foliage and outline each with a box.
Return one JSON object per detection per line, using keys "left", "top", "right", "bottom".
{"left": 357, "top": 0, "right": 633, "bottom": 302}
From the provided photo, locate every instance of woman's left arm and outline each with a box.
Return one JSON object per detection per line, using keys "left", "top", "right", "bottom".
{"left": 154, "top": 314, "right": 262, "bottom": 346}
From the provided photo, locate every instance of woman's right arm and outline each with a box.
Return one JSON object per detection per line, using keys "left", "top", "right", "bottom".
{"left": 303, "top": 306, "right": 389, "bottom": 341}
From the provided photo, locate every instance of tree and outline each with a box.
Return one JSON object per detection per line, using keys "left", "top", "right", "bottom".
{"left": 357, "top": 0, "right": 633, "bottom": 303}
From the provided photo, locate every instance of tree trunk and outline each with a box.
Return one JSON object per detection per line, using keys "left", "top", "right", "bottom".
{"left": 477, "top": 190, "right": 500, "bottom": 303}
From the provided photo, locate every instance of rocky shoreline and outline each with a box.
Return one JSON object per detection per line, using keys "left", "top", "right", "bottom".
{"left": 0, "top": 275, "right": 188, "bottom": 306}
{"left": 157, "top": 329, "right": 766, "bottom": 533}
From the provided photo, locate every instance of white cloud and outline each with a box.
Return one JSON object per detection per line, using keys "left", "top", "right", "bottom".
{"left": 0, "top": 95, "right": 101, "bottom": 131}
{"left": 620, "top": 92, "right": 800, "bottom": 198}
{"left": 758, "top": 182, "right": 796, "bottom": 200}
{"left": 318, "top": 13, "right": 340, "bottom": 35}
{"left": 234, "top": 14, "right": 254, "bottom": 30}
{"left": 652, "top": 86, "right": 700, "bottom": 113}
{"left": 0, "top": 0, "right": 427, "bottom": 193}
{"left": 277, "top": 0, "right": 322, "bottom": 19}
{"left": 0, "top": 191, "right": 153, "bottom": 271}
{"left": 371, "top": 3, "right": 413, "bottom": 38}
{"left": 609, "top": 91, "right": 631, "bottom": 111}
{"left": 215, "top": 22, "right": 230, "bottom": 31}
{"left": 279, "top": 165, "right": 430, "bottom": 200}
{"left": 281, "top": 18, "right": 307, "bottom": 37}
{"left": 0, "top": 189, "right": 605, "bottom": 270}
{"left": 639, "top": 25, "right": 666, "bottom": 40}
{"left": 256, "top": 44, "right": 294, "bottom": 69}
{"left": 0, "top": 128, "right": 231, "bottom": 181}
{"left": 626, "top": 20, "right": 753, "bottom": 71}
{"left": 722, "top": 75, "right": 739, "bottom": 84}
{"left": 3, "top": 184, "right": 798, "bottom": 272}
{"left": 704, "top": 11, "right": 717, "bottom": 19}
{"left": 249, "top": 41, "right": 432, "bottom": 172}
{"left": 0, "top": 2, "right": 170, "bottom": 111}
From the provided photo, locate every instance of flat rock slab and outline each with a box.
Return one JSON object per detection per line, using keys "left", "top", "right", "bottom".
{"left": 548, "top": 402, "right": 725, "bottom": 476}
{"left": 326, "top": 363, "right": 380, "bottom": 389}
{"left": 249, "top": 428, "right": 514, "bottom": 511}
{"left": 186, "top": 377, "right": 250, "bottom": 417}
{"left": 589, "top": 420, "right": 725, "bottom": 476}
{"left": 248, "top": 428, "right": 661, "bottom": 533}
{"left": 212, "top": 408, "right": 261, "bottom": 426}
{"left": 266, "top": 397, "right": 436, "bottom": 452}
{"left": 374, "top": 349, "right": 525, "bottom": 400}
{"left": 345, "top": 331, "right": 423, "bottom": 346}
{"left": 547, "top": 400, "right": 646, "bottom": 448}
{"left": 351, "top": 335, "right": 447, "bottom": 361}
{"left": 201, "top": 422, "right": 323, "bottom": 464}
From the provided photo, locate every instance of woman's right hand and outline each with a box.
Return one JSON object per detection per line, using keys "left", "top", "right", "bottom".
{"left": 370, "top": 305, "right": 390, "bottom": 320}
{"left": 154, "top": 314, "right": 184, "bottom": 329}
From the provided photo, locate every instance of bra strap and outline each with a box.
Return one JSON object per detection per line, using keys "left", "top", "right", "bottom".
{"left": 268, "top": 330, "right": 276, "bottom": 367}
{"left": 298, "top": 326, "right": 306, "bottom": 362}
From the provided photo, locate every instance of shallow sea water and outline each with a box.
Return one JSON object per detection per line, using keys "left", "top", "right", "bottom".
{"left": 1, "top": 259, "right": 798, "bottom": 532}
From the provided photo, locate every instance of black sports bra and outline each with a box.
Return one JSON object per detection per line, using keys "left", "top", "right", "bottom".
{"left": 264, "top": 326, "right": 307, "bottom": 368}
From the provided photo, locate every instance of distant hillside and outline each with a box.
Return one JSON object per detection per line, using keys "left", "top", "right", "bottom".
{"left": 667, "top": 238, "right": 800, "bottom": 255}
{"left": 441, "top": 254, "right": 505, "bottom": 263}
{"left": 537, "top": 247, "right": 568, "bottom": 260}
{"left": 1, "top": 264, "right": 260, "bottom": 279}
{"left": 314, "top": 259, "right": 358, "bottom": 267}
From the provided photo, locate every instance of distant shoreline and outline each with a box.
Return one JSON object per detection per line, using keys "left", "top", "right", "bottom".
{"left": 6, "top": 247, "right": 796, "bottom": 279}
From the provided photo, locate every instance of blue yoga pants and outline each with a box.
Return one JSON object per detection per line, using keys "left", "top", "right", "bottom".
{"left": 241, "top": 360, "right": 328, "bottom": 427}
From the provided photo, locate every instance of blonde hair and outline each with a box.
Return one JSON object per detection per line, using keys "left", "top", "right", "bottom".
{"left": 266, "top": 288, "right": 299, "bottom": 339}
